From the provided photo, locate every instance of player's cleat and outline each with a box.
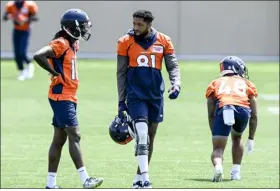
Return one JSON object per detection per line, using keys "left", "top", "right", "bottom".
{"left": 17, "top": 71, "right": 25, "bottom": 81}
{"left": 212, "top": 167, "right": 224, "bottom": 182}
{"left": 45, "top": 185, "right": 61, "bottom": 189}
{"left": 83, "top": 177, "right": 104, "bottom": 189}
{"left": 142, "top": 181, "right": 152, "bottom": 189}
{"left": 230, "top": 172, "right": 241, "bottom": 180}
{"left": 25, "top": 63, "right": 35, "bottom": 79}
{"left": 132, "top": 180, "right": 143, "bottom": 189}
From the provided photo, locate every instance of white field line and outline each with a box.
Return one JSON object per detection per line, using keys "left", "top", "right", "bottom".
{"left": 267, "top": 107, "right": 279, "bottom": 115}
{"left": 259, "top": 94, "right": 279, "bottom": 101}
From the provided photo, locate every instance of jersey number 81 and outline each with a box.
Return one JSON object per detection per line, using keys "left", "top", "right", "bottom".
{"left": 137, "top": 55, "right": 156, "bottom": 68}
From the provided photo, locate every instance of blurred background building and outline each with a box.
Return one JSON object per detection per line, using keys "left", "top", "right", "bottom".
{"left": 1, "top": 1, "right": 279, "bottom": 61}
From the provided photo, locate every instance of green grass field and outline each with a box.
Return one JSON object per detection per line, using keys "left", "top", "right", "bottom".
{"left": 1, "top": 59, "right": 279, "bottom": 188}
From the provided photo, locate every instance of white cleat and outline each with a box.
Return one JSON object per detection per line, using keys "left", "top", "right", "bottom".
{"left": 142, "top": 181, "right": 152, "bottom": 189}
{"left": 83, "top": 177, "right": 104, "bottom": 189}
{"left": 25, "top": 63, "right": 35, "bottom": 79}
{"left": 231, "top": 173, "right": 241, "bottom": 181}
{"left": 212, "top": 167, "right": 224, "bottom": 182}
{"left": 17, "top": 71, "right": 25, "bottom": 81}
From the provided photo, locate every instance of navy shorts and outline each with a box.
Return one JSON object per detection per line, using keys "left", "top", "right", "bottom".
{"left": 212, "top": 105, "right": 251, "bottom": 137}
{"left": 127, "top": 98, "right": 164, "bottom": 123}
{"left": 49, "top": 99, "right": 78, "bottom": 128}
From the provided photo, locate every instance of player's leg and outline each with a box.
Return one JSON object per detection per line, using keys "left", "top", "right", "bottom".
{"left": 61, "top": 101, "right": 103, "bottom": 188}
{"left": 211, "top": 107, "right": 232, "bottom": 182}
{"left": 135, "top": 122, "right": 158, "bottom": 183}
{"left": 231, "top": 129, "right": 243, "bottom": 180}
{"left": 127, "top": 98, "right": 149, "bottom": 188}
{"left": 138, "top": 98, "right": 163, "bottom": 188}
{"left": 21, "top": 30, "right": 34, "bottom": 79}
{"left": 46, "top": 99, "right": 69, "bottom": 188}
{"left": 13, "top": 29, "right": 24, "bottom": 80}
{"left": 230, "top": 106, "right": 250, "bottom": 180}
{"left": 46, "top": 127, "right": 67, "bottom": 189}
{"left": 147, "top": 98, "right": 163, "bottom": 164}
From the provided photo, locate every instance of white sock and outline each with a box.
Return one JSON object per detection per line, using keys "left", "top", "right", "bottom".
{"left": 77, "top": 167, "right": 90, "bottom": 184}
{"left": 214, "top": 164, "right": 223, "bottom": 171}
{"left": 135, "top": 122, "right": 149, "bottom": 181}
{"left": 47, "top": 172, "right": 57, "bottom": 188}
{"left": 135, "top": 174, "right": 142, "bottom": 182}
{"left": 137, "top": 155, "right": 149, "bottom": 178}
{"left": 232, "top": 164, "right": 241, "bottom": 173}
{"left": 142, "top": 172, "right": 150, "bottom": 182}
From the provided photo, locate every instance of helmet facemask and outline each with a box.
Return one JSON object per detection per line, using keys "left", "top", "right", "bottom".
{"left": 62, "top": 20, "right": 92, "bottom": 41}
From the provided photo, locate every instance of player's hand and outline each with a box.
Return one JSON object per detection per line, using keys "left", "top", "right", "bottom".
{"left": 245, "top": 139, "right": 255, "bottom": 155}
{"left": 118, "top": 101, "right": 128, "bottom": 117}
{"left": 168, "top": 85, "right": 180, "bottom": 99}
{"left": 51, "top": 74, "right": 66, "bottom": 86}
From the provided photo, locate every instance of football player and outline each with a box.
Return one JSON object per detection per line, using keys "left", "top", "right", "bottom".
{"left": 116, "top": 10, "right": 181, "bottom": 188}
{"left": 205, "top": 56, "right": 258, "bottom": 182}
{"left": 33, "top": 9, "right": 104, "bottom": 189}
{"left": 2, "top": 0, "right": 38, "bottom": 81}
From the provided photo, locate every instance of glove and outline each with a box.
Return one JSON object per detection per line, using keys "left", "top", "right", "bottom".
{"left": 245, "top": 139, "right": 254, "bottom": 155}
{"left": 118, "top": 101, "right": 128, "bottom": 117}
{"left": 168, "top": 85, "right": 180, "bottom": 99}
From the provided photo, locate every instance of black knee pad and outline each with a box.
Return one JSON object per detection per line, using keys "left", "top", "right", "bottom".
{"left": 136, "top": 144, "right": 149, "bottom": 156}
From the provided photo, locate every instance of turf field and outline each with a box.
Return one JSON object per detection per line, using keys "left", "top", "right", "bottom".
{"left": 1, "top": 59, "right": 279, "bottom": 188}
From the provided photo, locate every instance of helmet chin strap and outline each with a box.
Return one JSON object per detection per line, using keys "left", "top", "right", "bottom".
{"left": 62, "top": 20, "right": 81, "bottom": 40}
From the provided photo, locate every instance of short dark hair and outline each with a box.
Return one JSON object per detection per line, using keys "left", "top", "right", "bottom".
{"left": 133, "top": 10, "right": 154, "bottom": 23}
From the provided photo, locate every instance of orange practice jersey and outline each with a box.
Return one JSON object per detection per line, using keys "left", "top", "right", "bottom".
{"left": 117, "top": 32, "right": 175, "bottom": 70}
{"left": 48, "top": 37, "right": 79, "bottom": 103}
{"left": 205, "top": 76, "right": 258, "bottom": 108}
{"left": 5, "top": 1, "right": 38, "bottom": 31}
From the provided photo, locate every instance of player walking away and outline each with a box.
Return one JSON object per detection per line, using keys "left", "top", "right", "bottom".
{"left": 2, "top": 0, "right": 38, "bottom": 81}
{"left": 116, "top": 10, "right": 181, "bottom": 188}
{"left": 33, "top": 9, "right": 104, "bottom": 189}
{"left": 205, "top": 56, "right": 258, "bottom": 182}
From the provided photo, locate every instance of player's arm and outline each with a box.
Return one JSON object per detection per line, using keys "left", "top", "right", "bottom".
{"left": 28, "top": 13, "right": 39, "bottom": 22}
{"left": 33, "top": 46, "right": 59, "bottom": 76}
{"left": 28, "top": 2, "right": 39, "bottom": 22}
{"left": 248, "top": 96, "right": 258, "bottom": 140}
{"left": 117, "top": 55, "right": 128, "bottom": 102}
{"left": 2, "top": 12, "right": 9, "bottom": 21}
{"left": 163, "top": 38, "right": 181, "bottom": 88}
{"left": 116, "top": 38, "right": 129, "bottom": 103}
{"left": 207, "top": 94, "right": 216, "bottom": 132}
{"left": 2, "top": 3, "right": 11, "bottom": 21}
{"left": 164, "top": 54, "right": 181, "bottom": 87}
{"left": 206, "top": 81, "right": 216, "bottom": 132}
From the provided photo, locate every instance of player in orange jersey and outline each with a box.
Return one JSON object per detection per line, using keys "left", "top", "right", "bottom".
{"left": 33, "top": 9, "right": 104, "bottom": 189}
{"left": 114, "top": 10, "right": 181, "bottom": 188}
{"left": 205, "top": 56, "right": 258, "bottom": 182}
{"left": 2, "top": 0, "right": 38, "bottom": 80}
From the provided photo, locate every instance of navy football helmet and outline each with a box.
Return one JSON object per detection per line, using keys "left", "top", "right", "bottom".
{"left": 60, "top": 9, "right": 92, "bottom": 41}
{"left": 109, "top": 112, "right": 135, "bottom": 145}
{"left": 220, "top": 56, "right": 249, "bottom": 79}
